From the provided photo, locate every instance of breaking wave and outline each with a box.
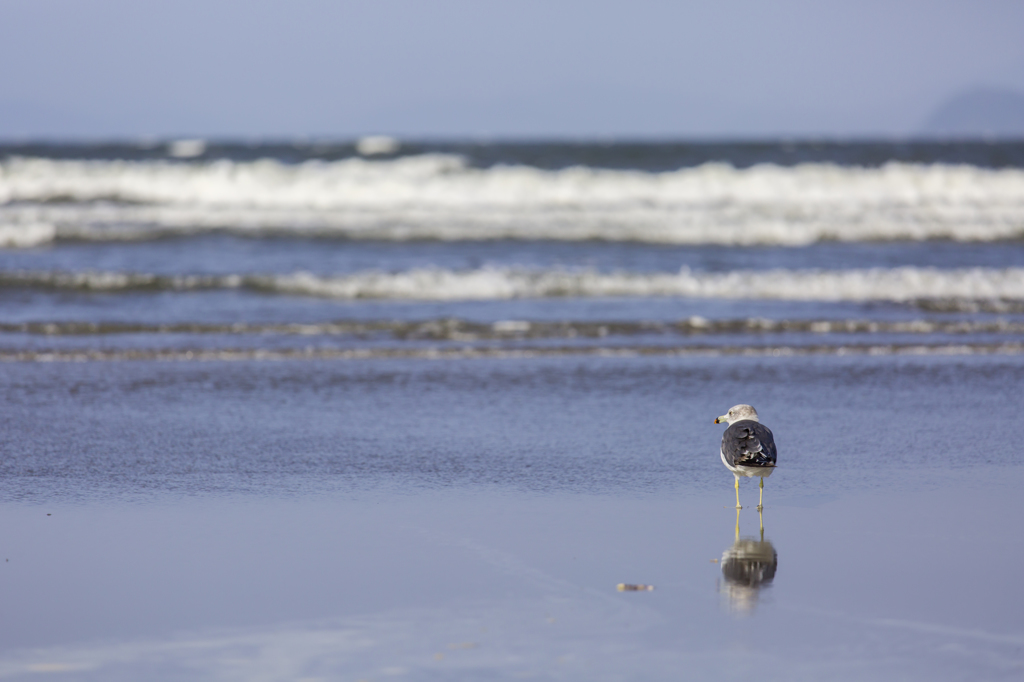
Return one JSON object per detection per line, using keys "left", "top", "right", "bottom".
{"left": 2, "top": 156, "right": 1024, "bottom": 246}
{"left": 3, "top": 266, "right": 1024, "bottom": 306}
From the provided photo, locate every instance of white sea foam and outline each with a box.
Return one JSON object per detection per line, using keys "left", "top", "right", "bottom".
{"left": 0, "top": 221, "right": 55, "bottom": 247}
{"left": 4, "top": 317, "right": 1022, "bottom": 337}
{"left": 258, "top": 266, "right": 1024, "bottom": 302}
{"left": 355, "top": 136, "right": 401, "bottom": 156}
{"left": 167, "top": 139, "right": 207, "bottom": 159}
{"left": 1, "top": 156, "right": 1023, "bottom": 245}
{"left": 4, "top": 266, "right": 1024, "bottom": 303}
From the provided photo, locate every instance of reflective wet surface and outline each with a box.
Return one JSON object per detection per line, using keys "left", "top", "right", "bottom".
{"left": 0, "top": 354, "right": 1022, "bottom": 680}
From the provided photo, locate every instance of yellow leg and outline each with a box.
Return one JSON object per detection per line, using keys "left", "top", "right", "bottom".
{"left": 734, "top": 476, "right": 742, "bottom": 509}
{"left": 759, "top": 507, "right": 764, "bottom": 540}
{"left": 735, "top": 507, "right": 741, "bottom": 541}
{"left": 757, "top": 477, "right": 764, "bottom": 511}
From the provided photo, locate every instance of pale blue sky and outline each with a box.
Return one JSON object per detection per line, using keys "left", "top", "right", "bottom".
{"left": 2, "top": 0, "right": 1022, "bottom": 139}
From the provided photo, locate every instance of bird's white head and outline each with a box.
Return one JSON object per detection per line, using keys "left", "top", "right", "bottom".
{"left": 715, "top": 404, "right": 759, "bottom": 426}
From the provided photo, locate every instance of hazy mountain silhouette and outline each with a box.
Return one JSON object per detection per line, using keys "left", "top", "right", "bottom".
{"left": 921, "top": 87, "right": 1024, "bottom": 138}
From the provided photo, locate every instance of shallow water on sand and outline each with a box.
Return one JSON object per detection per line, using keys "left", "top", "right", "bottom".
{"left": 0, "top": 354, "right": 1022, "bottom": 681}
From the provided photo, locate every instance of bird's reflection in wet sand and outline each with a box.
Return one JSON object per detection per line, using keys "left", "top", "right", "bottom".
{"left": 719, "top": 509, "right": 778, "bottom": 614}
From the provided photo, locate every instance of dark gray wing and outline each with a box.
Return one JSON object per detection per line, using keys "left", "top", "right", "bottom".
{"left": 721, "top": 420, "right": 777, "bottom": 469}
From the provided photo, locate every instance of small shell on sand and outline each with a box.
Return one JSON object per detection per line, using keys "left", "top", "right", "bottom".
{"left": 617, "top": 583, "right": 655, "bottom": 591}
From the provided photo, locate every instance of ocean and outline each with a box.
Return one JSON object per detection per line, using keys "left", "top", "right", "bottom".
{"left": 1, "top": 140, "right": 1023, "bottom": 680}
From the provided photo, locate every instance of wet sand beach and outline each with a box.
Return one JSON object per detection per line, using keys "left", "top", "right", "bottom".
{"left": 0, "top": 354, "right": 1022, "bottom": 681}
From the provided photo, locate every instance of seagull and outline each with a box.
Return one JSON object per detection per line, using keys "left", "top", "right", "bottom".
{"left": 715, "top": 404, "right": 777, "bottom": 510}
